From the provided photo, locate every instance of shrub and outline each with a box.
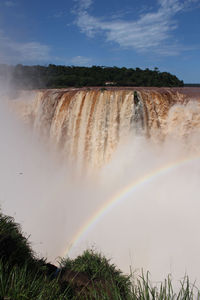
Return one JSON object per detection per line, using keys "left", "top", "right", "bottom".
{"left": 60, "top": 249, "right": 131, "bottom": 299}
{"left": 0, "top": 213, "right": 35, "bottom": 268}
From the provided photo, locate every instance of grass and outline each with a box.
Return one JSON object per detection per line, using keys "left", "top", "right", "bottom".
{"left": 0, "top": 213, "right": 34, "bottom": 267}
{"left": 130, "top": 272, "right": 200, "bottom": 300}
{"left": 60, "top": 249, "right": 131, "bottom": 299}
{"left": 0, "top": 261, "right": 69, "bottom": 300}
{"left": 0, "top": 212, "right": 200, "bottom": 299}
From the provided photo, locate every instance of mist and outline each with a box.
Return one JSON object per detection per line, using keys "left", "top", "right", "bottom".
{"left": 1, "top": 86, "right": 200, "bottom": 289}
{"left": 75, "top": 137, "right": 200, "bottom": 284}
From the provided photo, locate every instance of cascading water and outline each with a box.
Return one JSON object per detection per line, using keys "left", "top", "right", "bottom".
{"left": 11, "top": 87, "right": 200, "bottom": 170}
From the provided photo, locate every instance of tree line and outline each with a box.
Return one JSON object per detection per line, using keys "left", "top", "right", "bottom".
{"left": 0, "top": 64, "right": 184, "bottom": 89}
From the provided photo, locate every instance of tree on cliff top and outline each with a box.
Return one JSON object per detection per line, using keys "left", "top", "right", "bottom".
{"left": 0, "top": 64, "right": 184, "bottom": 89}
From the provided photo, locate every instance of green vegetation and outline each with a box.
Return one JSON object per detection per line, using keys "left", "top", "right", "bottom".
{"left": 0, "top": 262, "right": 69, "bottom": 300}
{"left": 184, "top": 83, "right": 200, "bottom": 87}
{"left": 0, "top": 64, "right": 184, "bottom": 89}
{"left": 0, "top": 213, "right": 35, "bottom": 267}
{"left": 0, "top": 212, "right": 200, "bottom": 299}
{"left": 61, "top": 249, "right": 131, "bottom": 299}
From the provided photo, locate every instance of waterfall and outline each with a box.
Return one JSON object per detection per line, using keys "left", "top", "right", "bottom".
{"left": 11, "top": 88, "right": 200, "bottom": 170}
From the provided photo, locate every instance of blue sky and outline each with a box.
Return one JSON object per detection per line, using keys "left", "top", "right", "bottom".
{"left": 0, "top": 0, "right": 200, "bottom": 82}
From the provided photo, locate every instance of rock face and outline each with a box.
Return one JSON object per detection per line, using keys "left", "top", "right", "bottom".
{"left": 10, "top": 87, "right": 200, "bottom": 170}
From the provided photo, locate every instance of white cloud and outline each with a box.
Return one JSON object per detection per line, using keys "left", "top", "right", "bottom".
{"left": 71, "top": 55, "right": 91, "bottom": 65}
{"left": 74, "top": 0, "right": 93, "bottom": 11}
{"left": 73, "top": 0, "right": 198, "bottom": 55}
{"left": 0, "top": 31, "right": 51, "bottom": 64}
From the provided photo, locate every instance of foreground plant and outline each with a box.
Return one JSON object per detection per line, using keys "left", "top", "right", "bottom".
{"left": 1, "top": 212, "right": 200, "bottom": 299}
{"left": 131, "top": 272, "right": 200, "bottom": 300}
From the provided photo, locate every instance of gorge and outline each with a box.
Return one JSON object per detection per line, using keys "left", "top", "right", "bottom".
{"left": 2, "top": 87, "right": 200, "bottom": 284}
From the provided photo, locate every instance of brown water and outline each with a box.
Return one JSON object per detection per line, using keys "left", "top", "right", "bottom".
{"left": 11, "top": 87, "right": 200, "bottom": 170}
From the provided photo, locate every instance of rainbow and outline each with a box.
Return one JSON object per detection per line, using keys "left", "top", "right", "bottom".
{"left": 65, "top": 154, "right": 200, "bottom": 257}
